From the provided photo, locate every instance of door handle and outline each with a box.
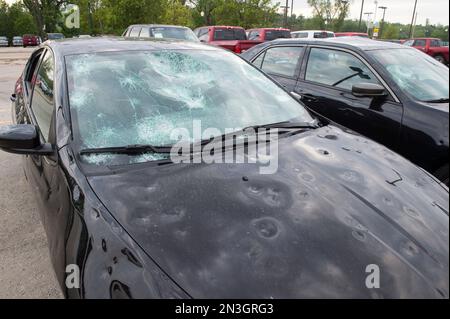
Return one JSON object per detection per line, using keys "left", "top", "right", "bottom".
{"left": 10, "top": 94, "right": 16, "bottom": 103}
{"left": 302, "top": 94, "right": 318, "bottom": 102}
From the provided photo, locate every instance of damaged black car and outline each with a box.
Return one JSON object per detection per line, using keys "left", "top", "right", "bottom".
{"left": 1, "top": 38, "right": 448, "bottom": 298}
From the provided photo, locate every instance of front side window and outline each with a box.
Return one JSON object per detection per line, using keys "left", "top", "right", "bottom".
{"left": 414, "top": 39, "right": 426, "bottom": 47}
{"left": 248, "top": 31, "right": 260, "bottom": 40}
{"left": 293, "top": 32, "right": 308, "bottom": 38}
{"left": 129, "top": 27, "right": 141, "bottom": 37}
{"left": 65, "top": 50, "right": 312, "bottom": 163}
{"left": 265, "top": 30, "right": 291, "bottom": 41}
{"left": 430, "top": 39, "right": 441, "bottom": 47}
{"left": 31, "top": 51, "right": 54, "bottom": 141}
{"left": 305, "top": 48, "right": 381, "bottom": 91}
{"left": 260, "top": 46, "right": 303, "bottom": 77}
{"left": 370, "top": 48, "right": 449, "bottom": 102}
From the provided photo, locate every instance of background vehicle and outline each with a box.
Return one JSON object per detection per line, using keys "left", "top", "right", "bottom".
{"left": 123, "top": 24, "right": 198, "bottom": 42}
{"left": 403, "top": 38, "right": 449, "bottom": 64}
{"left": 335, "top": 32, "right": 369, "bottom": 38}
{"left": 22, "top": 34, "right": 39, "bottom": 47}
{"left": 242, "top": 38, "right": 449, "bottom": 184}
{"left": 247, "top": 28, "right": 291, "bottom": 41}
{"left": 291, "top": 30, "right": 335, "bottom": 39}
{"left": 46, "top": 33, "right": 65, "bottom": 40}
{"left": 0, "top": 36, "right": 8, "bottom": 47}
{"left": 2, "top": 37, "right": 448, "bottom": 298}
{"left": 12, "top": 36, "right": 23, "bottom": 47}
{"left": 194, "top": 26, "right": 261, "bottom": 53}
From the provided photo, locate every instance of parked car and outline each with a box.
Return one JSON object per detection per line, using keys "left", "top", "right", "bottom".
{"left": 46, "top": 33, "right": 65, "bottom": 40}
{"left": 194, "top": 26, "right": 261, "bottom": 53}
{"left": 291, "top": 30, "right": 335, "bottom": 39}
{"left": 335, "top": 32, "right": 369, "bottom": 38}
{"left": 22, "top": 34, "right": 40, "bottom": 47}
{"left": 242, "top": 38, "right": 449, "bottom": 184}
{"left": 0, "top": 36, "right": 8, "bottom": 47}
{"left": 403, "top": 38, "right": 449, "bottom": 64}
{"left": 246, "top": 28, "right": 291, "bottom": 41}
{"left": 12, "top": 36, "right": 23, "bottom": 47}
{"left": 123, "top": 24, "right": 198, "bottom": 42}
{"left": 2, "top": 37, "right": 448, "bottom": 298}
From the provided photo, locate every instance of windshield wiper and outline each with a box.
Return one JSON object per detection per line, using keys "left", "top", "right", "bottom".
{"left": 80, "top": 144, "right": 172, "bottom": 156}
{"left": 424, "top": 98, "right": 449, "bottom": 103}
{"left": 243, "top": 119, "right": 321, "bottom": 131}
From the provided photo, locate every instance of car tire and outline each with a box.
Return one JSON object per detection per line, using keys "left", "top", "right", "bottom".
{"left": 434, "top": 164, "right": 449, "bottom": 186}
{"left": 434, "top": 55, "right": 446, "bottom": 64}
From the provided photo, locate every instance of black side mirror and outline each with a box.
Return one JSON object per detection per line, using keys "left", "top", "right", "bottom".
{"left": 0, "top": 124, "right": 53, "bottom": 155}
{"left": 352, "top": 83, "right": 387, "bottom": 98}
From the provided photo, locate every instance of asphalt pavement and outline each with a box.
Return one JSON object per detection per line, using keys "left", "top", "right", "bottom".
{"left": 0, "top": 47, "right": 63, "bottom": 299}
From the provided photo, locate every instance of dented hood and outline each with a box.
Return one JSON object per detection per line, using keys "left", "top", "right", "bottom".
{"left": 87, "top": 125, "right": 449, "bottom": 298}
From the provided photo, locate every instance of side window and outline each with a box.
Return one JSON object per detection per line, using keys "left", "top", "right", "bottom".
{"left": 198, "top": 29, "right": 209, "bottom": 42}
{"left": 140, "top": 27, "right": 150, "bottom": 38}
{"left": 305, "top": 48, "right": 381, "bottom": 91}
{"left": 414, "top": 39, "right": 426, "bottom": 47}
{"left": 403, "top": 40, "right": 414, "bottom": 46}
{"left": 31, "top": 51, "right": 54, "bottom": 141}
{"left": 248, "top": 31, "right": 260, "bottom": 40}
{"left": 24, "top": 51, "right": 44, "bottom": 93}
{"left": 129, "top": 27, "right": 141, "bottom": 37}
{"left": 260, "top": 46, "right": 303, "bottom": 78}
{"left": 430, "top": 39, "right": 440, "bottom": 47}
{"left": 252, "top": 52, "right": 265, "bottom": 68}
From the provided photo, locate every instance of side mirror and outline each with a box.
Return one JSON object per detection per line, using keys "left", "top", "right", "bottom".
{"left": 352, "top": 83, "right": 387, "bottom": 98}
{"left": 0, "top": 124, "right": 53, "bottom": 155}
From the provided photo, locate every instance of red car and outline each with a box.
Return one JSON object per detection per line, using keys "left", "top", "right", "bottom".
{"left": 193, "top": 26, "right": 261, "bottom": 53}
{"left": 335, "top": 32, "right": 369, "bottom": 38}
{"left": 22, "top": 34, "right": 40, "bottom": 47}
{"left": 246, "top": 28, "right": 291, "bottom": 42}
{"left": 403, "top": 38, "right": 449, "bottom": 64}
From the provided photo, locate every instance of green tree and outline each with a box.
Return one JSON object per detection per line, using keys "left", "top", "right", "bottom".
{"left": 22, "top": 0, "right": 67, "bottom": 37}
{"left": 307, "top": 0, "right": 352, "bottom": 31}
{"left": 162, "top": 0, "right": 194, "bottom": 28}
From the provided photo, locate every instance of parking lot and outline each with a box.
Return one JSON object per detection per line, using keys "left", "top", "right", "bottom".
{"left": 0, "top": 47, "right": 62, "bottom": 298}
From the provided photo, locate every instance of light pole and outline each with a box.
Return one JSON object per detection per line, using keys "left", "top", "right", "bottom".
{"left": 358, "top": 0, "right": 365, "bottom": 31}
{"left": 378, "top": 6, "right": 387, "bottom": 38}
{"left": 409, "top": 0, "right": 418, "bottom": 38}
{"left": 364, "top": 12, "right": 373, "bottom": 34}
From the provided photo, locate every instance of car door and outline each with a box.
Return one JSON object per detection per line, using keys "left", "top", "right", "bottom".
{"left": 296, "top": 46, "right": 403, "bottom": 151}
{"left": 251, "top": 45, "right": 305, "bottom": 92}
{"left": 23, "top": 49, "right": 70, "bottom": 287}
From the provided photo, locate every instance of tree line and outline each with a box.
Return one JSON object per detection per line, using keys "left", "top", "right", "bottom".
{"left": 0, "top": 0, "right": 448, "bottom": 41}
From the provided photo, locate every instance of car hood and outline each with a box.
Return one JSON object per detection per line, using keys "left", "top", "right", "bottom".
{"left": 87, "top": 125, "right": 449, "bottom": 298}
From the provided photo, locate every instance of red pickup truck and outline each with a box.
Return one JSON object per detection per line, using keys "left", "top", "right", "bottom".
{"left": 193, "top": 26, "right": 262, "bottom": 54}
{"left": 404, "top": 38, "right": 449, "bottom": 64}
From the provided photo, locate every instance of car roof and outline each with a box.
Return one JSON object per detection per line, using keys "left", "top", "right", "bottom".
{"left": 44, "top": 37, "right": 220, "bottom": 56}
{"left": 248, "top": 28, "right": 290, "bottom": 31}
{"left": 127, "top": 24, "right": 190, "bottom": 29}
{"left": 269, "top": 36, "right": 407, "bottom": 51}
{"left": 292, "top": 30, "right": 334, "bottom": 33}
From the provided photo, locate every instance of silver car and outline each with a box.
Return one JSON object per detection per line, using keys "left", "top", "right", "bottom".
{"left": 12, "top": 36, "right": 23, "bottom": 47}
{"left": 0, "top": 36, "right": 8, "bottom": 47}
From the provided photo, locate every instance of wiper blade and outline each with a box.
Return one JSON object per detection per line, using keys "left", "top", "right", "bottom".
{"left": 424, "top": 98, "right": 449, "bottom": 103}
{"left": 243, "top": 119, "right": 320, "bottom": 131}
{"left": 80, "top": 144, "right": 172, "bottom": 156}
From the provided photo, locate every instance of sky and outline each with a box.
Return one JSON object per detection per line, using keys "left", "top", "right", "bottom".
{"left": 276, "top": 0, "right": 449, "bottom": 26}
{"left": 4, "top": 0, "right": 449, "bottom": 26}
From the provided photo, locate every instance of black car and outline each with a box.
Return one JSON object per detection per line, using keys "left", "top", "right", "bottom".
{"left": 242, "top": 38, "right": 449, "bottom": 185}
{"left": 122, "top": 24, "right": 199, "bottom": 42}
{"left": 1, "top": 38, "right": 448, "bottom": 298}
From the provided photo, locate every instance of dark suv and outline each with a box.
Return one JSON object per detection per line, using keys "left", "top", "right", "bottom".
{"left": 242, "top": 38, "right": 449, "bottom": 184}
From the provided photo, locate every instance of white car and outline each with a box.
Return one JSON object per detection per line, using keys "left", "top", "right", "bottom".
{"left": 291, "top": 30, "right": 335, "bottom": 39}
{"left": 0, "top": 36, "right": 8, "bottom": 47}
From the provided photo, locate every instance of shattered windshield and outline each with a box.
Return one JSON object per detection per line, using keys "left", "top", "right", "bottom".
{"left": 65, "top": 49, "right": 312, "bottom": 165}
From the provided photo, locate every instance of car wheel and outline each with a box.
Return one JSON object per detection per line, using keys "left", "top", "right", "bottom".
{"left": 434, "top": 55, "right": 446, "bottom": 64}
{"left": 434, "top": 164, "right": 449, "bottom": 186}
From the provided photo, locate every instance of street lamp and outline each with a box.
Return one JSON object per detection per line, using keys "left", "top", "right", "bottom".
{"left": 364, "top": 12, "right": 373, "bottom": 34}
